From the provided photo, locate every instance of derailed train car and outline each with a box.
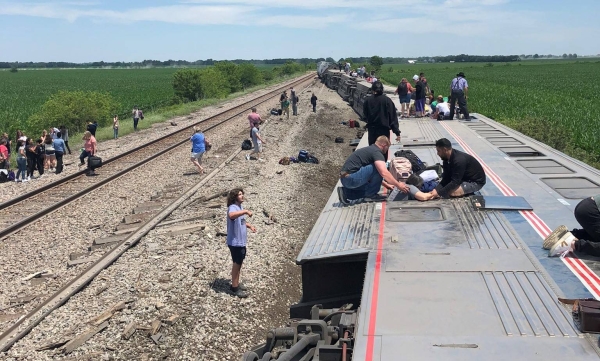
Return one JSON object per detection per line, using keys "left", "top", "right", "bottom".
{"left": 337, "top": 74, "right": 357, "bottom": 102}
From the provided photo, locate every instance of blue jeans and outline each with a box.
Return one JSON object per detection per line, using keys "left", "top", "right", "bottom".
{"left": 114, "top": 128, "right": 118, "bottom": 139}
{"left": 16, "top": 157, "right": 27, "bottom": 180}
{"left": 340, "top": 164, "right": 383, "bottom": 200}
{"left": 80, "top": 150, "right": 91, "bottom": 165}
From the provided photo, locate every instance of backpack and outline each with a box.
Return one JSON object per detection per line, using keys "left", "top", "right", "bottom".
{"left": 298, "top": 150, "right": 309, "bottom": 162}
{"left": 241, "top": 139, "right": 253, "bottom": 150}
{"left": 0, "top": 170, "right": 7, "bottom": 183}
{"left": 8, "top": 171, "right": 15, "bottom": 181}
{"left": 335, "top": 137, "right": 344, "bottom": 143}
{"left": 88, "top": 156, "right": 103, "bottom": 169}
{"left": 389, "top": 157, "right": 413, "bottom": 181}
{"left": 398, "top": 82, "right": 408, "bottom": 96}
{"left": 270, "top": 109, "right": 279, "bottom": 116}
{"left": 394, "top": 150, "right": 425, "bottom": 173}
{"left": 306, "top": 155, "right": 319, "bottom": 164}
{"left": 279, "top": 157, "right": 291, "bottom": 165}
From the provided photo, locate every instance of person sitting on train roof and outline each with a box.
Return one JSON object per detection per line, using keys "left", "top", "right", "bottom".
{"left": 432, "top": 95, "right": 451, "bottom": 120}
{"left": 429, "top": 138, "right": 486, "bottom": 199}
{"left": 337, "top": 136, "right": 409, "bottom": 205}
{"left": 545, "top": 195, "right": 600, "bottom": 257}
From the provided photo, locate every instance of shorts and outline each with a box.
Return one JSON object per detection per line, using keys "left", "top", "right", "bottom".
{"left": 253, "top": 143, "right": 262, "bottom": 153}
{"left": 45, "top": 150, "right": 55, "bottom": 156}
{"left": 399, "top": 94, "right": 411, "bottom": 104}
{"left": 228, "top": 245, "right": 246, "bottom": 265}
{"left": 461, "top": 181, "right": 484, "bottom": 195}
{"left": 190, "top": 151, "right": 204, "bottom": 161}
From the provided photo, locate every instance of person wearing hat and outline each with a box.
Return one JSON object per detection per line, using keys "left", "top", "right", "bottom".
{"left": 449, "top": 72, "right": 470, "bottom": 120}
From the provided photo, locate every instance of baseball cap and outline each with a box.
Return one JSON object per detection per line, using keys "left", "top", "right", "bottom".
{"left": 412, "top": 75, "right": 419, "bottom": 81}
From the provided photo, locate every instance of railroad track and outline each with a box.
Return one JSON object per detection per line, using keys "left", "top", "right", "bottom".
{"left": 0, "top": 72, "right": 315, "bottom": 240}
{"left": 0, "top": 73, "right": 316, "bottom": 352}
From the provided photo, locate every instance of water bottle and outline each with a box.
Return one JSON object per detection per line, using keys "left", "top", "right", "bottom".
{"left": 387, "top": 187, "right": 400, "bottom": 202}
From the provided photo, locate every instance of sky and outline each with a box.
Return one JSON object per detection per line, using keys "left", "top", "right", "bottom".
{"left": 1, "top": 0, "right": 598, "bottom": 62}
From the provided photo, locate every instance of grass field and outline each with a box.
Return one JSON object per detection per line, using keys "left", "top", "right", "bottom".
{"left": 378, "top": 60, "right": 600, "bottom": 168}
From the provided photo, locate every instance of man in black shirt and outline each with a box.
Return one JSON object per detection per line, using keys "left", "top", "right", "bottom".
{"left": 87, "top": 121, "right": 98, "bottom": 137}
{"left": 338, "top": 136, "right": 409, "bottom": 204}
{"left": 363, "top": 81, "right": 401, "bottom": 158}
{"left": 430, "top": 138, "right": 486, "bottom": 198}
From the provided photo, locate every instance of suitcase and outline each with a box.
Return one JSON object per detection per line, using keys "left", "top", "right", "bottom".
{"left": 88, "top": 156, "right": 103, "bottom": 169}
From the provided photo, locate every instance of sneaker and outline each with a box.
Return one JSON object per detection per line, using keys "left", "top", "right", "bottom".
{"left": 26, "top": 176, "right": 31, "bottom": 181}
{"left": 337, "top": 187, "right": 350, "bottom": 205}
{"left": 22, "top": 178, "right": 29, "bottom": 182}
{"left": 543, "top": 225, "right": 568, "bottom": 250}
{"left": 231, "top": 288, "right": 248, "bottom": 298}
{"left": 231, "top": 283, "right": 248, "bottom": 291}
{"left": 245, "top": 154, "right": 250, "bottom": 161}
{"left": 549, "top": 233, "right": 576, "bottom": 257}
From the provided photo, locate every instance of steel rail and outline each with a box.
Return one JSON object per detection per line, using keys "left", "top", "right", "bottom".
{"left": 0, "top": 74, "right": 317, "bottom": 352}
{"left": 0, "top": 73, "right": 315, "bottom": 241}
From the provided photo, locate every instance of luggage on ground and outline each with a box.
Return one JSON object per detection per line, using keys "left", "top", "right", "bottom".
{"left": 394, "top": 149, "right": 425, "bottom": 173}
{"left": 88, "top": 156, "right": 103, "bottom": 169}
{"left": 241, "top": 139, "right": 253, "bottom": 150}
{"left": 389, "top": 157, "right": 412, "bottom": 181}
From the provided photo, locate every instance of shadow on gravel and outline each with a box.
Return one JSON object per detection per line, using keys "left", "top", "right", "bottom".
{"left": 182, "top": 172, "right": 201, "bottom": 176}
{"left": 211, "top": 277, "right": 235, "bottom": 295}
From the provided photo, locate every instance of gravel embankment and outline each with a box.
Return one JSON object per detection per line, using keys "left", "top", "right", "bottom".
{"left": 1, "top": 80, "right": 362, "bottom": 360}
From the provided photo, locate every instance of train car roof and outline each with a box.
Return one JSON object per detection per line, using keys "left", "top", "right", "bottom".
{"left": 297, "top": 91, "right": 600, "bottom": 359}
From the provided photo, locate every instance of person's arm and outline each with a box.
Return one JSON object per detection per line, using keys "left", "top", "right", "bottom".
{"left": 246, "top": 223, "right": 256, "bottom": 232}
{"left": 464, "top": 86, "right": 468, "bottom": 99}
{"left": 257, "top": 133, "right": 266, "bottom": 144}
{"left": 374, "top": 160, "right": 409, "bottom": 193}
{"left": 91, "top": 138, "right": 97, "bottom": 155}
{"left": 388, "top": 100, "right": 401, "bottom": 140}
{"left": 434, "top": 158, "right": 466, "bottom": 198}
{"left": 414, "top": 190, "right": 434, "bottom": 201}
{"left": 229, "top": 208, "right": 252, "bottom": 220}
{"left": 363, "top": 100, "right": 369, "bottom": 124}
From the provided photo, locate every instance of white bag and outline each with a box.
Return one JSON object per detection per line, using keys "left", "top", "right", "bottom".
{"left": 419, "top": 170, "right": 438, "bottom": 182}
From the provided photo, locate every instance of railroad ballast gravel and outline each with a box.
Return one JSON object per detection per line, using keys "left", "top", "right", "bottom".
{"left": 2, "top": 80, "right": 362, "bottom": 360}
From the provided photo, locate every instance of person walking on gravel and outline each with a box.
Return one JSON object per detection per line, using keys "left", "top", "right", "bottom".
{"left": 280, "top": 92, "right": 290, "bottom": 120}
{"left": 59, "top": 126, "right": 71, "bottom": 155}
{"left": 53, "top": 132, "right": 66, "bottom": 174}
{"left": 132, "top": 105, "right": 143, "bottom": 131}
{"left": 79, "top": 131, "right": 96, "bottom": 167}
{"left": 247, "top": 107, "right": 262, "bottom": 138}
{"left": 226, "top": 188, "right": 256, "bottom": 298}
{"left": 290, "top": 87, "right": 299, "bottom": 116}
{"left": 113, "top": 115, "right": 119, "bottom": 139}
{"left": 190, "top": 127, "right": 208, "bottom": 174}
{"left": 246, "top": 124, "right": 266, "bottom": 160}
{"left": 310, "top": 92, "right": 318, "bottom": 113}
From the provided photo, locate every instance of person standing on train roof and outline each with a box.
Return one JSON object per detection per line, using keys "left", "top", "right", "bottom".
{"left": 449, "top": 72, "right": 470, "bottom": 120}
{"left": 226, "top": 188, "right": 256, "bottom": 298}
{"left": 337, "top": 136, "right": 409, "bottom": 205}
{"left": 429, "top": 138, "right": 486, "bottom": 199}
{"left": 394, "top": 78, "right": 413, "bottom": 118}
{"left": 545, "top": 195, "right": 600, "bottom": 257}
{"left": 363, "top": 81, "right": 401, "bottom": 159}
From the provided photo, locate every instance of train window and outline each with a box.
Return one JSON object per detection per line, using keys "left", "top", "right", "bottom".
{"left": 477, "top": 130, "right": 508, "bottom": 136}
{"left": 517, "top": 159, "right": 574, "bottom": 174}
{"left": 541, "top": 177, "right": 600, "bottom": 199}
{"left": 486, "top": 137, "right": 524, "bottom": 146}
{"left": 385, "top": 207, "right": 444, "bottom": 222}
{"left": 498, "top": 146, "right": 544, "bottom": 157}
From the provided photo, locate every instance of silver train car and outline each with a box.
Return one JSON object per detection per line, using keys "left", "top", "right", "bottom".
{"left": 241, "top": 67, "right": 600, "bottom": 361}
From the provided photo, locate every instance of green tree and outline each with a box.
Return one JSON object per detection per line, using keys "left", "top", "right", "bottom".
{"left": 172, "top": 69, "right": 203, "bottom": 102}
{"left": 533, "top": 54, "right": 539, "bottom": 59}
{"left": 214, "top": 61, "right": 242, "bottom": 93}
{"left": 262, "top": 69, "right": 275, "bottom": 82}
{"left": 9, "top": 65, "right": 18, "bottom": 73}
{"left": 238, "top": 63, "right": 263, "bottom": 89}
{"left": 198, "top": 68, "right": 230, "bottom": 99}
{"left": 28, "top": 90, "right": 119, "bottom": 134}
{"left": 562, "top": 53, "right": 568, "bottom": 58}
{"left": 369, "top": 56, "right": 384, "bottom": 71}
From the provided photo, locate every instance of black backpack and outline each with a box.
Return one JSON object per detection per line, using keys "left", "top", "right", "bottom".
{"left": 397, "top": 82, "right": 408, "bottom": 96}
{"left": 394, "top": 149, "right": 425, "bottom": 173}
{"left": 241, "top": 139, "right": 253, "bottom": 150}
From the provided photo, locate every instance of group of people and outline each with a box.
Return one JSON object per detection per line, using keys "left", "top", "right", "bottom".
{"left": 0, "top": 127, "right": 72, "bottom": 182}
{"left": 394, "top": 72, "right": 470, "bottom": 121}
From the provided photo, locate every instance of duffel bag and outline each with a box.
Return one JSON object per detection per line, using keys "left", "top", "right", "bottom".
{"left": 88, "top": 156, "right": 103, "bottom": 169}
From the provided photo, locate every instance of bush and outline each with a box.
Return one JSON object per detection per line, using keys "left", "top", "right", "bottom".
{"left": 9, "top": 65, "right": 18, "bottom": 73}
{"left": 172, "top": 69, "right": 203, "bottom": 102}
{"left": 28, "top": 90, "right": 119, "bottom": 134}
{"left": 199, "top": 68, "right": 230, "bottom": 99}
{"left": 214, "top": 61, "right": 242, "bottom": 93}
{"left": 238, "top": 63, "right": 263, "bottom": 89}
{"left": 262, "top": 69, "right": 274, "bottom": 82}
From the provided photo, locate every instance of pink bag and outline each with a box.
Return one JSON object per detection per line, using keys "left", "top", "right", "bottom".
{"left": 389, "top": 157, "right": 413, "bottom": 181}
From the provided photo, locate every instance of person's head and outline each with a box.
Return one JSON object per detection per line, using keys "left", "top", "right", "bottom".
{"left": 227, "top": 188, "right": 245, "bottom": 206}
{"left": 435, "top": 138, "right": 453, "bottom": 160}
{"left": 59, "top": 125, "right": 65, "bottom": 130}
{"left": 44, "top": 135, "right": 52, "bottom": 144}
{"left": 114, "top": 114, "right": 118, "bottom": 119}
{"left": 251, "top": 107, "right": 257, "bottom": 113}
{"left": 83, "top": 131, "right": 92, "bottom": 140}
{"left": 26, "top": 137, "right": 32, "bottom": 146}
{"left": 437, "top": 95, "right": 444, "bottom": 102}
{"left": 372, "top": 81, "right": 384, "bottom": 95}
{"left": 401, "top": 77, "right": 407, "bottom": 83}
{"left": 193, "top": 126, "right": 202, "bottom": 133}
{"left": 422, "top": 77, "right": 427, "bottom": 83}
{"left": 16, "top": 139, "right": 23, "bottom": 147}
{"left": 56, "top": 132, "right": 62, "bottom": 139}
{"left": 16, "top": 130, "right": 23, "bottom": 137}
{"left": 413, "top": 75, "right": 419, "bottom": 82}
{"left": 134, "top": 105, "right": 138, "bottom": 109}
{"left": 0, "top": 139, "right": 6, "bottom": 146}
{"left": 374, "top": 135, "right": 391, "bottom": 153}
{"left": 406, "top": 174, "right": 424, "bottom": 189}
{"left": 457, "top": 72, "right": 465, "bottom": 78}
{"left": 419, "top": 72, "right": 424, "bottom": 77}
{"left": 42, "top": 129, "right": 47, "bottom": 136}
{"left": 36, "top": 138, "right": 42, "bottom": 145}
{"left": 2, "top": 133, "right": 7, "bottom": 138}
